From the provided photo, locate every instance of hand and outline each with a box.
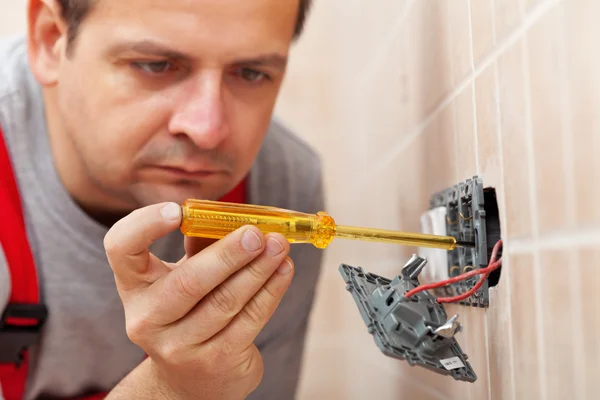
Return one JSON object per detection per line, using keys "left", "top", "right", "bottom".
{"left": 103, "top": 202, "right": 294, "bottom": 399}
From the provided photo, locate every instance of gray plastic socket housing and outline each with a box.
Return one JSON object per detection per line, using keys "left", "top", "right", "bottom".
{"left": 429, "top": 176, "right": 502, "bottom": 307}
{"left": 339, "top": 255, "right": 477, "bottom": 383}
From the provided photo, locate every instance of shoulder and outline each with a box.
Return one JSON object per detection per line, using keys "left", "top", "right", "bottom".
{"left": 0, "top": 34, "right": 28, "bottom": 101}
{"left": 253, "top": 118, "right": 324, "bottom": 213}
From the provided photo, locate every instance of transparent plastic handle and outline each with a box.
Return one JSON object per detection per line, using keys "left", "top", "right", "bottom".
{"left": 180, "top": 199, "right": 337, "bottom": 248}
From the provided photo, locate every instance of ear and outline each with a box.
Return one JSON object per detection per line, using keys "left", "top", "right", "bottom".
{"left": 27, "top": 0, "right": 69, "bottom": 86}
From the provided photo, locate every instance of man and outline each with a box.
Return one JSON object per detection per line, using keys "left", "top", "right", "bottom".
{"left": 0, "top": 0, "right": 324, "bottom": 399}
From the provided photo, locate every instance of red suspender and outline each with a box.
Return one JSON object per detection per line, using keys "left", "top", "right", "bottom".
{"left": 0, "top": 125, "right": 48, "bottom": 399}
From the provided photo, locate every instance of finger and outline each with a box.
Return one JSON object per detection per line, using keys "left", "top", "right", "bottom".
{"left": 167, "top": 234, "right": 290, "bottom": 343}
{"left": 147, "top": 225, "right": 266, "bottom": 325}
{"left": 209, "top": 257, "right": 294, "bottom": 352}
{"left": 104, "top": 202, "right": 181, "bottom": 292}
{"left": 183, "top": 236, "right": 217, "bottom": 262}
{"left": 168, "top": 237, "right": 217, "bottom": 269}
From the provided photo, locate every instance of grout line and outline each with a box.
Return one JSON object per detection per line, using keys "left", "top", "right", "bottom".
{"left": 483, "top": 313, "right": 492, "bottom": 400}
{"left": 456, "top": 310, "right": 472, "bottom": 400}
{"left": 359, "top": 0, "right": 416, "bottom": 89}
{"left": 569, "top": 251, "right": 586, "bottom": 400}
{"left": 463, "top": 309, "right": 473, "bottom": 400}
{"left": 447, "top": 1, "right": 461, "bottom": 182}
{"left": 451, "top": 99, "right": 461, "bottom": 181}
{"left": 504, "top": 225, "right": 600, "bottom": 254}
{"left": 492, "top": 61, "right": 517, "bottom": 400}
{"left": 358, "top": 0, "right": 561, "bottom": 184}
{"left": 556, "top": 5, "right": 576, "bottom": 227}
{"left": 557, "top": 4, "right": 586, "bottom": 398}
{"left": 468, "top": 0, "right": 481, "bottom": 175}
{"left": 490, "top": 0, "right": 498, "bottom": 45}
{"left": 521, "top": 6, "right": 548, "bottom": 396}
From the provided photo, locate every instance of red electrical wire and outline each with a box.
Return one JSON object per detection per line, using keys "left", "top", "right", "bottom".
{"left": 404, "top": 239, "right": 503, "bottom": 303}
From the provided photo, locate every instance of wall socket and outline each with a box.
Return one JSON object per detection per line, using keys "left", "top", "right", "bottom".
{"left": 419, "top": 176, "right": 502, "bottom": 308}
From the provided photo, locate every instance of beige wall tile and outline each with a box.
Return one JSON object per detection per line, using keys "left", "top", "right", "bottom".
{"left": 475, "top": 63, "right": 500, "bottom": 177}
{"left": 565, "top": 0, "right": 600, "bottom": 227}
{"left": 361, "top": 25, "right": 412, "bottom": 163}
{"left": 362, "top": 0, "right": 456, "bottom": 163}
{"left": 508, "top": 252, "right": 541, "bottom": 399}
{"left": 423, "top": 105, "right": 459, "bottom": 197}
{"left": 297, "top": 343, "right": 351, "bottom": 400}
{"left": 579, "top": 246, "right": 600, "bottom": 400}
{"left": 494, "top": 0, "right": 523, "bottom": 42}
{"left": 487, "top": 278, "right": 514, "bottom": 399}
{"left": 406, "top": 1, "right": 454, "bottom": 122}
{"left": 454, "top": 84, "right": 478, "bottom": 180}
{"left": 497, "top": 41, "right": 533, "bottom": 239}
{"left": 447, "top": 0, "right": 473, "bottom": 85}
{"left": 526, "top": 8, "right": 568, "bottom": 233}
{"left": 470, "top": 0, "right": 495, "bottom": 64}
{"left": 463, "top": 307, "right": 491, "bottom": 400}
{"left": 540, "top": 250, "right": 576, "bottom": 400}
{"left": 524, "top": 0, "right": 544, "bottom": 12}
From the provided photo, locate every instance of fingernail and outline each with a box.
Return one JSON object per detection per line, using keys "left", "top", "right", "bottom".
{"left": 242, "top": 229, "right": 262, "bottom": 252}
{"left": 161, "top": 203, "right": 181, "bottom": 222}
{"left": 266, "top": 237, "right": 284, "bottom": 256}
{"left": 278, "top": 260, "right": 293, "bottom": 275}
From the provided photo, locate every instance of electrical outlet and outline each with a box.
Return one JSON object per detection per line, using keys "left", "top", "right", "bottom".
{"left": 420, "top": 176, "right": 502, "bottom": 308}
{"left": 417, "top": 206, "right": 450, "bottom": 284}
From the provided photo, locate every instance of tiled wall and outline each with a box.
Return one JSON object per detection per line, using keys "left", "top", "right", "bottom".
{"left": 2, "top": 0, "right": 597, "bottom": 399}
{"left": 274, "top": 0, "right": 599, "bottom": 399}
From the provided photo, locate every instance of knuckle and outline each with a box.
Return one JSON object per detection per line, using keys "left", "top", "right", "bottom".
{"left": 198, "top": 341, "right": 230, "bottom": 375}
{"left": 246, "top": 260, "right": 267, "bottom": 282}
{"left": 173, "top": 268, "right": 202, "bottom": 301}
{"left": 215, "top": 246, "right": 239, "bottom": 272}
{"left": 241, "top": 296, "right": 267, "bottom": 327}
{"left": 208, "top": 284, "right": 239, "bottom": 316}
{"left": 238, "top": 349, "right": 264, "bottom": 392}
{"left": 125, "top": 315, "right": 150, "bottom": 346}
{"left": 157, "top": 339, "right": 186, "bottom": 365}
{"left": 102, "top": 231, "right": 121, "bottom": 256}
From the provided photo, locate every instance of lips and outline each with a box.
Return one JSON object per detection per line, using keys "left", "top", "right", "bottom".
{"left": 152, "top": 165, "right": 223, "bottom": 179}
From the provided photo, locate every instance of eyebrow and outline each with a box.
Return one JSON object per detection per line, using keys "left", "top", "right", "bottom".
{"left": 109, "top": 40, "right": 288, "bottom": 70}
{"left": 231, "top": 55, "right": 288, "bottom": 71}
{"left": 109, "top": 40, "right": 193, "bottom": 60}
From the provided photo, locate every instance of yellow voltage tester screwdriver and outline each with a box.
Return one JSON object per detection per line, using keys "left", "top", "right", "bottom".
{"left": 179, "top": 199, "right": 476, "bottom": 251}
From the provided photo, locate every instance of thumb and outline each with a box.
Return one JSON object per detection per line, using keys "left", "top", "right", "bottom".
{"left": 104, "top": 202, "right": 182, "bottom": 291}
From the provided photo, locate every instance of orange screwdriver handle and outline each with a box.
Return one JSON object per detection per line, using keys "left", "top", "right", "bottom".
{"left": 180, "top": 199, "right": 337, "bottom": 248}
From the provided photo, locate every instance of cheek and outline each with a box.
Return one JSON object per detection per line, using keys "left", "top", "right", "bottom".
{"left": 226, "top": 99, "right": 272, "bottom": 170}
{"left": 58, "top": 62, "right": 173, "bottom": 172}
{"left": 225, "top": 85, "right": 279, "bottom": 160}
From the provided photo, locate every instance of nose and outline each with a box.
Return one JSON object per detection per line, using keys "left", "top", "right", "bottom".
{"left": 168, "top": 71, "right": 228, "bottom": 149}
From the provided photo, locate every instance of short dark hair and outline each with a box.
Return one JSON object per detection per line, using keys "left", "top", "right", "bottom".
{"left": 57, "top": 0, "right": 313, "bottom": 48}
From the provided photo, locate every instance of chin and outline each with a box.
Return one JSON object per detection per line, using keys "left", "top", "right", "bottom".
{"left": 130, "top": 181, "right": 228, "bottom": 207}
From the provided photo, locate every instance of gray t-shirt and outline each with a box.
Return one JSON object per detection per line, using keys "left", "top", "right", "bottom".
{"left": 0, "top": 35, "right": 325, "bottom": 400}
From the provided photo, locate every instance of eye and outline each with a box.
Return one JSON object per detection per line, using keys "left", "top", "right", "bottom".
{"left": 132, "top": 61, "right": 174, "bottom": 75}
{"left": 238, "top": 68, "right": 270, "bottom": 83}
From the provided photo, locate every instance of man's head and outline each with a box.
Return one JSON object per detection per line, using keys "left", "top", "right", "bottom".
{"left": 26, "top": 0, "right": 311, "bottom": 222}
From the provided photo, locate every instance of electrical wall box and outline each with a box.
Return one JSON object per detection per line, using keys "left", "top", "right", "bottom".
{"left": 427, "top": 176, "right": 501, "bottom": 308}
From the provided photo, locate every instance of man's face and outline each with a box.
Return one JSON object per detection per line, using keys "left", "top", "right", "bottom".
{"left": 51, "top": 0, "right": 298, "bottom": 209}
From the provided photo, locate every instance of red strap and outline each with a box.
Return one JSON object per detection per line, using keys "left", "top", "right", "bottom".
{"left": 0, "top": 125, "right": 42, "bottom": 399}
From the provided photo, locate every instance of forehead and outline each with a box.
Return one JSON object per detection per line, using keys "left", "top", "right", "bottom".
{"left": 81, "top": 0, "right": 300, "bottom": 58}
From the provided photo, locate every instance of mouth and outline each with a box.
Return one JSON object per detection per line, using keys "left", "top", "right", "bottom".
{"left": 151, "top": 165, "right": 225, "bottom": 180}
